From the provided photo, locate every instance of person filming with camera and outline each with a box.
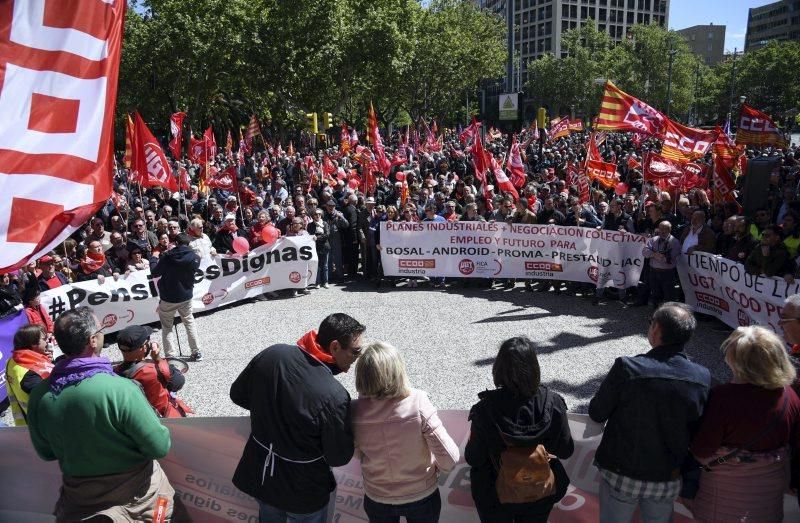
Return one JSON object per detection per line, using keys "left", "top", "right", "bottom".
{"left": 114, "top": 325, "right": 193, "bottom": 418}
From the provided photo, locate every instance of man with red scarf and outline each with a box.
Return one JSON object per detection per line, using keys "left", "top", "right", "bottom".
{"left": 75, "top": 240, "right": 115, "bottom": 283}
{"left": 230, "top": 313, "right": 365, "bottom": 521}
{"left": 5, "top": 324, "right": 54, "bottom": 426}
{"left": 22, "top": 285, "right": 54, "bottom": 335}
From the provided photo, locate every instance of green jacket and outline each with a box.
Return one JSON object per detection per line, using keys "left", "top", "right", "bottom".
{"left": 27, "top": 373, "right": 171, "bottom": 477}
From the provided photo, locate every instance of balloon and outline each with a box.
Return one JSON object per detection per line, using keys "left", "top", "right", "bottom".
{"left": 396, "top": 172, "right": 406, "bottom": 182}
{"left": 232, "top": 236, "right": 250, "bottom": 255}
{"left": 260, "top": 225, "right": 281, "bottom": 246}
{"left": 614, "top": 182, "right": 629, "bottom": 196}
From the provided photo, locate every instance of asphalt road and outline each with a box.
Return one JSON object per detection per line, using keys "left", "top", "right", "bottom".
{"left": 103, "top": 279, "right": 733, "bottom": 418}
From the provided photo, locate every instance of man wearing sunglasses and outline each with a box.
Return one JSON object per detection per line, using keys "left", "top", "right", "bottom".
{"left": 230, "top": 313, "right": 365, "bottom": 522}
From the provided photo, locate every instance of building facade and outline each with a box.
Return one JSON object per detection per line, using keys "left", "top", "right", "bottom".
{"left": 477, "top": 0, "right": 670, "bottom": 121}
{"left": 677, "top": 24, "right": 725, "bottom": 65}
{"left": 745, "top": 0, "right": 800, "bottom": 52}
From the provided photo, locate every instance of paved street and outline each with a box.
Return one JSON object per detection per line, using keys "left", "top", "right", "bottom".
{"left": 95, "top": 280, "right": 733, "bottom": 418}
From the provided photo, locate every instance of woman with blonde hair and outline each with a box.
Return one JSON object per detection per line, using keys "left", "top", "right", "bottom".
{"left": 352, "top": 342, "right": 459, "bottom": 522}
{"left": 689, "top": 326, "right": 800, "bottom": 521}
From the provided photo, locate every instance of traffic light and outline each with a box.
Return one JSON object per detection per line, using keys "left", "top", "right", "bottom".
{"left": 322, "top": 112, "right": 333, "bottom": 129}
{"left": 306, "top": 112, "right": 318, "bottom": 134}
{"left": 537, "top": 107, "right": 547, "bottom": 129}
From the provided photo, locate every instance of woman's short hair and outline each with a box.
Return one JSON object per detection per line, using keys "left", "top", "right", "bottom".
{"left": 355, "top": 342, "right": 411, "bottom": 399}
{"left": 722, "top": 326, "right": 796, "bottom": 389}
{"left": 13, "top": 324, "right": 45, "bottom": 350}
{"left": 493, "top": 336, "right": 541, "bottom": 398}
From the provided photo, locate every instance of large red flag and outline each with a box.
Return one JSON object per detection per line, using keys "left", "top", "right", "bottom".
{"left": 507, "top": 135, "right": 527, "bottom": 188}
{"left": 459, "top": 118, "right": 480, "bottom": 145}
{"left": 660, "top": 118, "right": 717, "bottom": 161}
{"left": 736, "top": 104, "right": 788, "bottom": 147}
{"left": 596, "top": 81, "right": 666, "bottom": 136}
{"left": 169, "top": 112, "right": 186, "bottom": 159}
{"left": 491, "top": 154, "right": 520, "bottom": 201}
{"left": 586, "top": 133, "right": 619, "bottom": 188}
{"left": 550, "top": 117, "right": 571, "bottom": 140}
{"left": 131, "top": 112, "right": 177, "bottom": 192}
{"left": 0, "top": 0, "right": 125, "bottom": 271}
{"left": 643, "top": 151, "right": 685, "bottom": 181}
{"left": 205, "top": 165, "right": 238, "bottom": 191}
{"left": 189, "top": 129, "right": 204, "bottom": 164}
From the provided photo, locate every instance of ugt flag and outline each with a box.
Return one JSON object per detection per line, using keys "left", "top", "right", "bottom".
{"left": 0, "top": 0, "right": 126, "bottom": 271}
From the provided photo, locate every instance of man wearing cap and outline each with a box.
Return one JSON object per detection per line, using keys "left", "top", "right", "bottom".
{"left": 152, "top": 233, "right": 203, "bottom": 362}
{"left": 114, "top": 326, "right": 192, "bottom": 418}
{"left": 36, "top": 256, "right": 69, "bottom": 291}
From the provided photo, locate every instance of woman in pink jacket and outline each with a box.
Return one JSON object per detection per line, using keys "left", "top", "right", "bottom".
{"left": 352, "top": 341, "right": 460, "bottom": 522}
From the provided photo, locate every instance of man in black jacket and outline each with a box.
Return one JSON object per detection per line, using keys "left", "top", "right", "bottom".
{"left": 589, "top": 302, "right": 710, "bottom": 522}
{"left": 151, "top": 233, "right": 203, "bottom": 361}
{"left": 230, "top": 313, "right": 365, "bottom": 521}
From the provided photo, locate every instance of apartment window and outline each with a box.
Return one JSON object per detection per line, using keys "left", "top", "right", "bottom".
{"left": 600, "top": 0, "right": 607, "bottom": 5}
{"left": 562, "top": 3, "right": 569, "bottom": 17}
{"left": 581, "top": 6, "right": 588, "bottom": 18}
{"left": 599, "top": 23, "right": 606, "bottom": 32}
{"left": 628, "top": 0, "right": 634, "bottom": 8}
{"left": 562, "top": 20, "right": 571, "bottom": 32}
{"left": 707, "top": 43, "right": 712, "bottom": 51}
{"left": 708, "top": 31, "right": 714, "bottom": 39}
{"left": 638, "top": 0, "right": 644, "bottom": 9}
{"left": 643, "top": 14, "right": 649, "bottom": 23}
{"left": 571, "top": 5, "right": 578, "bottom": 17}
{"left": 599, "top": 8, "right": 606, "bottom": 20}
{"left": 545, "top": 5, "right": 552, "bottom": 18}
{"left": 627, "top": 11, "right": 634, "bottom": 24}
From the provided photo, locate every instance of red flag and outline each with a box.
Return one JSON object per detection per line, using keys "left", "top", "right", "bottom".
{"left": 568, "top": 119, "right": 584, "bottom": 132}
{"left": 203, "top": 127, "right": 217, "bottom": 162}
{"left": 507, "top": 135, "right": 526, "bottom": 188}
{"left": 660, "top": 118, "right": 717, "bottom": 161}
{"left": 627, "top": 156, "right": 642, "bottom": 171}
{"left": 736, "top": 104, "right": 788, "bottom": 147}
{"left": 0, "top": 0, "right": 125, "bottom": 270}
{"left": 596, "top": 81, "right": 666, "bottom": 136}
{"left": 169, "top": 112, "right": 186, "bottom": 159}
{"left": 206, "top": 165, "right": 238, "bottom": 191}
{"left": 368, "top": 102, "right": 391, "bottom": 179}
{"left": 189, "top": 129, "right": 204, "bottom": 164}
{"left": 131, "top": 112, "right": 177, "bottom": 192}
{"left": 643, "top": 151, "right": 685, "bottom": 181}
{"left": 459, "top": 118, "right": 480, "bottom": 145}
{"left": 322, "top": 155, "right": 337, "bottom": 176}
{"left": 586, "top": 132, "right": 618, "bottom": 188}
{"left": 578, "top": 171, "right": 591, "bottom": 204}
{"left": 177, "top": 165, "right": 191, "bottom": 190}
{"left": 491, "top": 154, "right": 520, "bottom": 201}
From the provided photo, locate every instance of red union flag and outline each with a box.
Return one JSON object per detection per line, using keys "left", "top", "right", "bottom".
{"left": 169, "top": 112, "right": 186, "bottom": 159}
{"left": 131, "top": 112, "right": 177, "bottom": 192}
{"left": 206, "top": 165, "right": 237, "bottom": 191}
{"left": 596, "top": 81, "right": 665, "bottom": 136}
{"left": 0, "top": 0, "right": 126, "bottom": 271}
{"left": 736, "top": 104, "right": 788, "bottom": 147}
{"left": 568, "top": 119, "right": 584, "bottom": 132}
{"left": 660, "top": 118, "right": 717, "bottom": 161}
{"left": 586, "top": 160, "right": 619, "bottom": 188}
{"left": 643, "top": 151, "right": 684, "bottom": 181}
{"left": 549, "top": 117, "right": 571, "bottom": 140}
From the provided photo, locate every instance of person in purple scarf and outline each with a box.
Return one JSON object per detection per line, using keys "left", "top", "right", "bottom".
{"left": 25, "top": 307, "right": 178, "bottom": 521}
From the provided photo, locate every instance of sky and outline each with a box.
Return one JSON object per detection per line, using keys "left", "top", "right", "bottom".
{"left": 668, "top": 0, "right": 772, "bottom": 53}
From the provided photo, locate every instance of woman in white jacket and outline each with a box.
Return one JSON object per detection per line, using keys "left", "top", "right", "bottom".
{"left": 352, "top": 341, "right": 460, "bottom": 523}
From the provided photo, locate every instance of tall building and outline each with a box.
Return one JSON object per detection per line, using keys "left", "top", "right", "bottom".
{"left": 477, "top": 0, "right": 670, "bottom": 121}
{"left": 745, "top": 1, "right": 800, "bottom": 52}
{"left": 677, "top": 24, "right": 726, "bottom": 65}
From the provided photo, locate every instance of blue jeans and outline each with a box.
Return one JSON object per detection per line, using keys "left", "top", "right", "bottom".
{"left": 259, "top": 500, "right": 328, "bottom": 523}
{"left": 599, "top": 476, "right": 675, "bottom": 523}
{"left": 363, "top": 490, "right": 441, "bottom": 523}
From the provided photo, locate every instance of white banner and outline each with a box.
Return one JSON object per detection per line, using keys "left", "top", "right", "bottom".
{"left": 379, "top": 222, "right": 646, "bottom": 288}
{"left": 39, "top": 237, "right": 317, "bottom": 333}
{"left": 1, "top": 412, "right": 796, "bottom": 521}
{"left": 677, "top": 252, "right": 797, "bottom": 332}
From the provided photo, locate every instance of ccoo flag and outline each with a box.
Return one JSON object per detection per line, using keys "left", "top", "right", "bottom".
{"left": 596, "top": 81, "right": 665, "bottom": 136}
{"left": 736, "top": 104, "right": 788, "bottom": 147}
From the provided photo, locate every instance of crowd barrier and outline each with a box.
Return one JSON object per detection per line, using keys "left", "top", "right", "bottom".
{"left": 0, "top": 412, "right": 796, "bottom": 521}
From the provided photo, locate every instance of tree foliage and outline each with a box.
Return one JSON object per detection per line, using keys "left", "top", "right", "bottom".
{"left": 118, "top": 0, "right": 506, "bottom": 138}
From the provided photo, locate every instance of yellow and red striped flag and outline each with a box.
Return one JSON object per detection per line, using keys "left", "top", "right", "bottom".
{"left": 596, "top": 81, "right": 665, "bottom": 136}
{"left": 660, "top": 118, "right": 717, "bottom": 162}
{"left": 736, "top": 104, "right": 788, "bottom": 147}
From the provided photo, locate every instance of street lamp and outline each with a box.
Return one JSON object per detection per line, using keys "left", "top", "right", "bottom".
{"left": 726, "top": 48, "right": 740, "bottom": 131}
{"left": 665, "top": 48, "right": 678, "bottom": 117}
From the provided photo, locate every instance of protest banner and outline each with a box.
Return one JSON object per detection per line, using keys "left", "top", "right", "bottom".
{"left": 37, "top": 237, "right": 317, "bottom": 334}
{"left": 2, "top": 412, "right": 795, "bottom": 520}
{"left": 379, "top": 222, "right": 646, "bottom": 289}
{"left": 677, "top": 251, "right": 797, "bottom": 332}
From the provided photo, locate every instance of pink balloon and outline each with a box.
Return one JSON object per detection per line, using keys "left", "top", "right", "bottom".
{"left": 614, "top": 182, "right": 629, "bottom": 196}
{"left": 260, "top": 225, "right": 281, "bottom": 246}
{"left": 232, "top": 236, "right": 250, "bottom": 255}
{"left": 396, "top": 172, "right": 406, "bottom": 182}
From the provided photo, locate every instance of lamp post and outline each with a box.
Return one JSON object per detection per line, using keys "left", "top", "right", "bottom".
{"left": 726, "top": 48, "right": 739, "bottom": 130}
{"left": 665, "top": 48, "right": 677, "bottom": 117}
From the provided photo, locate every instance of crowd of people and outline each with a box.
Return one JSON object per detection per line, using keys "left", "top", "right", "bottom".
{"left": 3, "top": 123, "right": 800, "bottom": 522}
{"left": 8, "top": 302, "right": 800, "bottom": 522}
